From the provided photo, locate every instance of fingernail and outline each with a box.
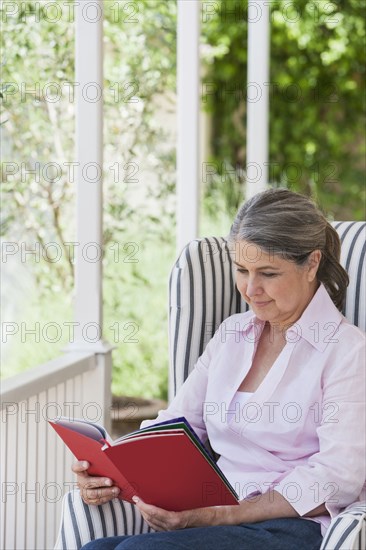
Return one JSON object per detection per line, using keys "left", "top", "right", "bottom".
{"left": 112, "top": 488, "right": 120, "bottom": 495}
{"left": 105, "top": 479, "right": 112, "bottom": 486}
{"left": 132, "top": 496, "right": 139, "bottom": 503}
{"left": 82, "top": 461, "right": 89, "bottom": 468}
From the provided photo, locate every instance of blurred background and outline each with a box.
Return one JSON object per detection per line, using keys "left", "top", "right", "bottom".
{"left": 1, "top": 0, "right": 365, "bottom": 401}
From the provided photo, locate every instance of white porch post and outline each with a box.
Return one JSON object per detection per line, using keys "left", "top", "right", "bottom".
{"left": 246, "top": 0, "right": 270, "bottom": 199}
{"left": 176, "top": 0, "right": 200, "bottom": 253}
{"left": 72, "top": 0, "right": 112, "bottom": 425}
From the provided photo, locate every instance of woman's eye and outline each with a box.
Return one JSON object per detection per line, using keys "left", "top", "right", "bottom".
{"left": 236, "top": 269, "right": 278, "bottom": 278}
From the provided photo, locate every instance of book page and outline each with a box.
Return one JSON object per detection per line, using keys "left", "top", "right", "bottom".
{"left": 56, "top": 417, "right": 108, "bottom": 442}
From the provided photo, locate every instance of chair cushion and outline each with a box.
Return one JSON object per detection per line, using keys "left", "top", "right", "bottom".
{"left": 168, "top": 236, "right": 248, "bottom": 397}
{"left": 333, "top": 222, "right": 366, "bottom": 330}
{"left": 55, "top": 494, "right": 366, "bottom": 550}
{"left": 54, "top": 490, "right": 151, "bottom": 550}
{"left": 320, "top": 502, "right": 366, "bottom": 550}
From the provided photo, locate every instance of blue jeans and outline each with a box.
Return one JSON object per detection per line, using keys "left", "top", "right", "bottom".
{"left": 81, "top": 518, "right": 323, "bottom": 549}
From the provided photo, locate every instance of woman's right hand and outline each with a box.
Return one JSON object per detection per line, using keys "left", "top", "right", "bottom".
{"left": 72, "top": 461, "right": 120, "bottom": 505}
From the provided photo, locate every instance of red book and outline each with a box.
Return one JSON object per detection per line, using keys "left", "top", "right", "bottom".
{"left": 49, "top": 417, "right": 239, "bottom": 511}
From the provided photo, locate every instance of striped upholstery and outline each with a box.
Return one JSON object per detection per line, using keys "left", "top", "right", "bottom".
{"left": 168, "top": 237, "right": 249, "bottom": 398}
{"left": 335, "top": 222, "right": 366, "bottom": 329}
{"left": 54, "top": 490, "right": 152, "bottom": 549}
{"left": 319, "top": 503, "right": 366, "bottom": 550}
{"left": 55, "top": 221, "right": 365, "bottom": 549}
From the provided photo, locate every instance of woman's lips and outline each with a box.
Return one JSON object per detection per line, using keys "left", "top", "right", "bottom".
{"left": 251, "top": 300, "right": 273, "bottom": 308}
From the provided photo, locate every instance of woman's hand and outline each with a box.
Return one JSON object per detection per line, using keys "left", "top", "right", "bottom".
{"left": 72, "top": 461, "right": 120, "bottom": 505}
{"left": 132, "top": 497, "right": 222, "bottom": 531}
{"left": 132, "top": 492, "right": 303, "bottom": 531}
{"left": 132, "top": 497, "right": 193, "bottom": 531}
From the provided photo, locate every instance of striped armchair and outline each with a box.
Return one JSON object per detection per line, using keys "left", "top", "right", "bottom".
{"left": 55, "top": 221, "right": 365, "bottom": 550}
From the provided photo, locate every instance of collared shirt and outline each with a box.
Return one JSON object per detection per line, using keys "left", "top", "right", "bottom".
{"left": 141, "top": 284, "right": 366, "bottom": 534}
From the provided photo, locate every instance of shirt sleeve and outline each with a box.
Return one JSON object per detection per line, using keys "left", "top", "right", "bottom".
{"left": 274, "top": 335, "right": 366, "bottom": 518}
{"left": 140, "top": 326, "right": 222, "bottom": 442}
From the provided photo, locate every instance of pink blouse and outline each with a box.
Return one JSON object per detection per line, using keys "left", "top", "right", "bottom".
{"left": 141, "top": 284, "right": 366, "bottom": 534}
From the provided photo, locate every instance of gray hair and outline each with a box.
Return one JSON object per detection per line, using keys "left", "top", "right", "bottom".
{"left": 228, "top": 188, "right": 349, "bottom": 311}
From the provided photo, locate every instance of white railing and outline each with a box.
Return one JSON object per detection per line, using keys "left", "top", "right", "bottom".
{"left": 0, "top": 350, "right": 112, "bottom": 550}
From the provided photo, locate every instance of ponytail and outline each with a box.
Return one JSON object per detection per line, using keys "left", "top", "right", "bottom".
{"left": 317, "top": 223, "right": 349, "bottom": 311}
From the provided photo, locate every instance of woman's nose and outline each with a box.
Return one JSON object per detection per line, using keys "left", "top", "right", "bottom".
{"left": 245, "top": 276, "right": 261, "bottom": 297}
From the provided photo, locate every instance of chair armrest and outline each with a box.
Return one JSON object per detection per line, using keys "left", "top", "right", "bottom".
{"left": 54, "top": 490, "right": 151, "bottom": 550}
{"left": 320, "top": 502, "right": 366, "bottom": 550}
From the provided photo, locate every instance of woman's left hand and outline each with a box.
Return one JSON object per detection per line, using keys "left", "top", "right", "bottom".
{"left": 133, "top": 491, "right": 306, "bottom": 532}
{"left": 132, "top": 496, "right": 213, "bottom": 531}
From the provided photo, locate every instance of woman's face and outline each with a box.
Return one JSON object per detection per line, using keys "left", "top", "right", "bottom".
{"left": 234, "top": 241, "right": 321, "bottom": 329}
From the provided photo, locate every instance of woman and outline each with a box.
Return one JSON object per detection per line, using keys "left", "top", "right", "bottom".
{"left": 76, "top": 189, "right": 365, "bottom": 550}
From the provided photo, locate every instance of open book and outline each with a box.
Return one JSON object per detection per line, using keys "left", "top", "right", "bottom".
{"left": 49, "top": 416, "right": 239, "bottom": 511}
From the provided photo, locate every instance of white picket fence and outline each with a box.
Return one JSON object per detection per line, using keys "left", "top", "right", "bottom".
{"left": 0, "top": 351, "right": 112, "bottom": 550}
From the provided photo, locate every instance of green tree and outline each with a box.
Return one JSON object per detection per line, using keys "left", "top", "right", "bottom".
{"left": 201, "top": 0, "right": 366, "bottom": 219}
{"left": 1, "top": 0, "right": 177, "bottom": 398}
{"left": 2, "top": 0, "right": 364, "bottom": 398}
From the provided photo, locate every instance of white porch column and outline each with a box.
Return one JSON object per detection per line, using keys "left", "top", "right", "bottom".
{"left": 72, "top": 1, "right": 112, "bottom": 426}
{"left": 176, "top": 0, "right": 200, "bottom": 253}
{"left": 246, "top": 0, "right": 270, "bottom": 199}
{"left": 73, "top": 0, "right": 105, "bottom": 350}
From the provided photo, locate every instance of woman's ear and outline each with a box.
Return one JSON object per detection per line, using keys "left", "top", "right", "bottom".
{"left": 307, "top": 250, "right": 322, "bottom": 282}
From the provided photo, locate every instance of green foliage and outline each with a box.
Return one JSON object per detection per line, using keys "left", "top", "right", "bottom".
{"left": 2, "top": 0, "right": 365, "bottom": 399}
{"left": 1, "top": 0, "right": 75, "bottom": 286}
{"left": 1, "top": 0, "right": 177, "bottom": 287}
{"left": 1, "top": 0, "right": 177, "bottom": 397}
{"left": 201, "top": 0, "right": 366, "bottom": 219}
{"left": 103, "top": 232, "right": 175, "bottom": 401}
